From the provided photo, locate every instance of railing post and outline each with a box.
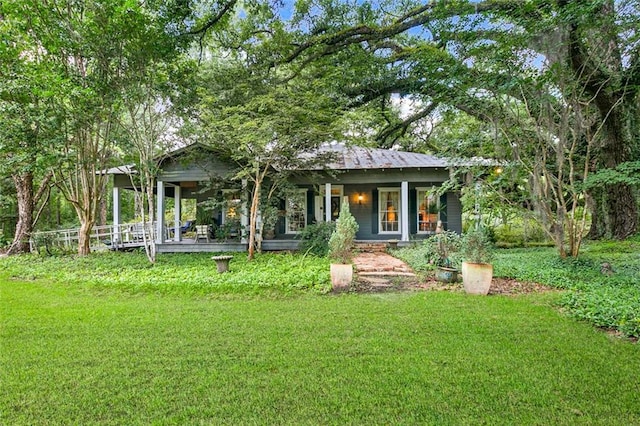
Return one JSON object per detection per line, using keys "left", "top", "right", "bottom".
{"left": 156, "top": 180, "right": 165, "bottom": 244}
{"left": 113, "top": 186, "right": 121, "bottom": 244}
{"left": 174, "top": 185, "right": 182, "bottom": 242}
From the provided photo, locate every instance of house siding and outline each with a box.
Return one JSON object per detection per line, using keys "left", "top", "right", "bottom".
{"left": 158, "top": 156, "right": 235, "bottom": 182}
{"left": 275, "top": 182, "right": 460, "bottom": 241}
{"left": 112, "top": 144, "right": 465, "bottom": 252}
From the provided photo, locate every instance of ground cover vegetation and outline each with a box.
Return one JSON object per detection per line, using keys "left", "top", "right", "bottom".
{"left": 394, "top": 235, "right": 640, "bottom": 338}
{"left": 0, "top": 252, "right": 331, "bottom": 296}
{"left": 2, "top": 257, "right": 639, "bottom": 424}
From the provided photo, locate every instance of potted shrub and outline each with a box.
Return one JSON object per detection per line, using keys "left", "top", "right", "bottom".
{"left": 430, "top": 230, "right": 461, "bottom": 283}
{"left": 460, "top": 228, "right": 494, "bottom": 295}
{"left": 328, "top": 202, "right": 359, "bottom": 291}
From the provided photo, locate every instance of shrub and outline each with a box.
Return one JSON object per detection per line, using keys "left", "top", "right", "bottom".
{"left": 328, "top": 203, "right": 359, "bottom": 264}
{"left": 493, "top": 220, "right": 549, "bottom": 247}
{"left": 427, "top": 231, "right": 462, "bottom": 268}
{"left": 298, "top": 222, "right": 336, "bottom": 257}
{"left": 393, "top": 232, "right": 462, "bottom": 272}
{"left": 461, "top": 228, "right": 494, "bottom": 264}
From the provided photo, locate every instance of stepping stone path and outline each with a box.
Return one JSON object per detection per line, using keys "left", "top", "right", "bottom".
{"left": 354, "top": 252, "right": 414, "bottom": 274}
{"left": 352, "top": 252, "right": 416, "bottom": 289}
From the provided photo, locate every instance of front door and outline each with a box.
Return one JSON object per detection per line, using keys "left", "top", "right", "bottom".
{"left": 315, "top": 185, "right": 344, "bottom": 222}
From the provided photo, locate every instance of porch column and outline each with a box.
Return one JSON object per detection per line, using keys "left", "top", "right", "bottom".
{"left": 401, "top": 181, "right": 409, "bottom": 242}
{"left": 325, "top": 183, "right": 332, "bottom": 222}
{"left": 174, "top": 185, "right": 182, "bottom": 242}
{"left": 241, "top": 179, "right": 248, "bottom": 244}
{"left": 113, "top": 186, "right": 121, "bottom": 243}
{"left": 156, "top": 180, "right": 165, "bottom": 244}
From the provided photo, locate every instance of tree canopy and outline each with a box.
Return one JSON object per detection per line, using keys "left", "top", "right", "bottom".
{"left": 1, "top": 0, "right": 638, "bottom": 257}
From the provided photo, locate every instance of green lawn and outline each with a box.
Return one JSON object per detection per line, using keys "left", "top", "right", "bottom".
{"left": 2, "top": 262, "right": 639, "bottom": 424}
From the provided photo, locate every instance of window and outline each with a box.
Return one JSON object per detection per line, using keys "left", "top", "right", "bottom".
{"left": 286, "top": 190, "right": 307, "bottom": 233}
{"left": 379, "top": 188, "right": 400, "bottom": 233}
{"left": 221, "top": 190, "right": 242, "bottom": 225}
{"left": 417, "top": 187, "right": 439, "bottom": 233}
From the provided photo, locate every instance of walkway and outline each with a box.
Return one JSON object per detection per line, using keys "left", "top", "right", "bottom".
{"left": 352, "top": 252, "right": 417, "bottom": 290}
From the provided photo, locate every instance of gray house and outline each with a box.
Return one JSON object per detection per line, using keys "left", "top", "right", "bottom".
{"left": 110, "top": 143, "right": 462, "bottom": 253}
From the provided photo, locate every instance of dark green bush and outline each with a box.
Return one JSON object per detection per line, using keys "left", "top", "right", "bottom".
{"left": 298, "top": 222, "right": 336, "bottom": 257}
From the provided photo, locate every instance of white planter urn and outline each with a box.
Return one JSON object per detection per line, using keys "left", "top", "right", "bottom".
{"left": 461, "top": 262, "right": 493, "bottom": 295}
{"left": 330, "top": 263, "right": 353, "bottom": 291}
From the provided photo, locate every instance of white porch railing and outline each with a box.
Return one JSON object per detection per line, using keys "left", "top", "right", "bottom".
{"left": 29, "top": 222, "right": 160, "bottom": 253}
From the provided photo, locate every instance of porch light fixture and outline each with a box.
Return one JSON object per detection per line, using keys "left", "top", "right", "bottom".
{"left": 357, "top": 194, "right": 364, "bottom": 204}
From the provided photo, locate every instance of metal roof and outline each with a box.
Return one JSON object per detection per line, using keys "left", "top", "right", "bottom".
{"left": 312, "top": 143, "right": 449, "bottom": 170}
{"left": 101, "top": 164, "right": 136, "bottom": 175}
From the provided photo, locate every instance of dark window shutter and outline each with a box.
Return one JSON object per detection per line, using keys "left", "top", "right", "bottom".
{"left": 216, "top": 190, "right": 223, "bottom": 226}
{"left": 306, "top": 189, "right": 314, "bottom": 225}
{"left": 278, "top": 198, "right": 286, "bottom": 234}
{"left": 439, "top": 193, "right": 448, "bottom": 230}
{"left": 371, "top": 189, "right": 378, "bottom": 234}
{"left": 409, "top": 188, "right": 417, "bottom": 235}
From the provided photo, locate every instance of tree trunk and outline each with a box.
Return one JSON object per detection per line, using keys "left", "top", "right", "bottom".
{"left": 563, "top": 1, "right": 638, "bottom": 239}
{"left": 144, "top": 177, "right": 156, "bottom": 263}
{"left": 7, "top": 173, "right": 34, "bottom": 255}
{"left": 247, "top": 181, "right": 261, "bottom": 261}
{"left": 597, "top": 114, "right": 638, "bottom": 238}
{"left": 77, "top": 218, "right": 93, "bottom": 256}
{"left": 586, "top": 189, "right": 607, "bottom": 240}
{"left": 605, "top": 183, "right": 637, "bottom": 239}
{"left": 99, "top": 179, "right": 108, "bottom": 226}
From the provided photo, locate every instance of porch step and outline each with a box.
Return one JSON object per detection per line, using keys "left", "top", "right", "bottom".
{"left": 354, "top": 242, "right": 389, "bottom": 253}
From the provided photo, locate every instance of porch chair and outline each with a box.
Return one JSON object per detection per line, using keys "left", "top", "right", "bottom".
{"left": 195, "top": 225, "right": 210, "bottom": 243}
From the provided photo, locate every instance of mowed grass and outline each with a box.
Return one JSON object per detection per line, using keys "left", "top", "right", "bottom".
{"left": 2, "top": 272, "right": 639, "bottom": 424}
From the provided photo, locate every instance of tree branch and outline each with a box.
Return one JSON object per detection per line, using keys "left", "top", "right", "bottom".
{"left": 282, "top": 0, "right": 530, "bottom": 64}
{"left": 376, "top": 101, "right": 439, "bottom": 146}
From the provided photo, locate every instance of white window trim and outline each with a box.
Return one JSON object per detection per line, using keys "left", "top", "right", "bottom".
{"left": 378, "top": 187, "right": 401, "bottom": 234}
{"left": 285, "top": 189, "right": 307, "bottom": 234}
{"left": 221, "top": 189, "right": 242, "bottom": 225}
{"left": 416, "top": 187, "right": 440, "bottom": 234}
